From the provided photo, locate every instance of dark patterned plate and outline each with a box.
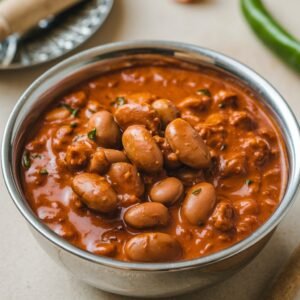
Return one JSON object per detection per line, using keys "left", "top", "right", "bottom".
{"left": 0, "top": 0, "right": 114, "bottom": 69}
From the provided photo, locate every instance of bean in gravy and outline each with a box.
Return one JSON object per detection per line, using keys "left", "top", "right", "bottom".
{"left": 21, "top": 66, "right": 288, "bottom": 262}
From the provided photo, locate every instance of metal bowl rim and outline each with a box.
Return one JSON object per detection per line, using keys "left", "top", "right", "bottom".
{"left": 2, "top": 40, "right": 300, "bottom": 271}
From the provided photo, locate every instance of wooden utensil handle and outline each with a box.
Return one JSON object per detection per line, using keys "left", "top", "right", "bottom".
{"left": 0, "top": 0, "right": 81, "bottom": 41}
{"left": 265, "top": 245, "right": 300, "bottom": 300}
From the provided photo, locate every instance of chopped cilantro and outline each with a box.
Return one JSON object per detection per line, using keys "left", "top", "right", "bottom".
{"left": 71, "top": 108, "right": 79, "bottom": 117}
{"left": 22, "top": 151, "right": 31, "bottom": 169}
{"left": 192, "top": 188, "right": 202, "bottom": 195}
{"left": 61, "top": 103, "right": 79, "bottom": 117}
{"left": 111, "top": 97, "right": 126, "bottom": 107}
{"left": 87, "top": 128, "right": 97, "bottom": 140}
{"left": 245, "top": 179, "right": 253, "bottom": 186}
{"left": 39, "top": 169, "right": 48, "bottom": 175}
{"left": 196, "top": 89, "right": 211, "bottom": 97}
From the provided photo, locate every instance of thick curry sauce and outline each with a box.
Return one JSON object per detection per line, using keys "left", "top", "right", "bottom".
{"left": 21, "top": 66, "right": 288, "bottom": 262}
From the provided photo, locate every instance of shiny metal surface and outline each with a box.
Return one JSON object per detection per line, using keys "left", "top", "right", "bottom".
{"left": 0, "top": 0, "right": 114, "bottom": 69}
{"left": 2, "top": 41, "right": 300, "bottom": 297}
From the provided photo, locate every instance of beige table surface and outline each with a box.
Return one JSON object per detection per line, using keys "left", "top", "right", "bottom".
{"left": 0, "top": 0, "right": 300, "bottom": 299}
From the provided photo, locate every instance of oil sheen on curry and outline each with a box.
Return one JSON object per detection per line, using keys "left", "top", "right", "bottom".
{"left": 21, "top": 65, "right": 288, "bottom": 262}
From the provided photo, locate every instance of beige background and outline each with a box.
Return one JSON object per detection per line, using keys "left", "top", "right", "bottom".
{"left": 0, "top": 0, "right": 300, "bottom": 299}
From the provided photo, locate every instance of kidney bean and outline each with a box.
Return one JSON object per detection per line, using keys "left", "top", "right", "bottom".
{"left": 149, "top": 177, "right": 183, "bottom": 206}
{"left": 88, "top": 110, "right": 121, "bottom": 148}
{"left": 122, "top": 125, "right": 163, "bottom": 173}
{"left": 91, "top": 242, "right": 116, "bottom": 257}
{"left": 165, "top": 118, "right": 211, "bottom": 169}
{"left": 45, "top": 107, "right": 71, "bottom": 121}
{"left": 72, "top": 173, "right": 118, "bottom": 213}
{"left": 103, "top": 149, "right": 128, "bottom": 164}
{"left": 125, "top": 232, "right": 182, "bottom": 262}
{"left": 124, "top": 202, "right": 169, "bottom": 229}
{"left": 107, "top": 162, "right": 144, "bottom": 197}
{"left": 173, "top": 167, "right": 204, "bottom": 187}
{"left": 114, "top": 103, "right": 160, "bottom": 133}
{"left": 152, "top": 99, "right": 179, "bottom": 127}
{"left": 182, "top": 182, "right": 216, "bottom": 225}
{"left": 89, "top": 149, "right": 128, "bottom": 174}
{"left": 177, "top": 95, "right": 211, "bottom": 112}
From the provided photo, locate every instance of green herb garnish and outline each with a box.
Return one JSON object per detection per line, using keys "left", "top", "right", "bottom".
{"left": 192, "top": 188, "right": 202, "bottom": 195}
{"left": 71, "top": 108, "right": 79, "bottom": 117}
{"left": 61, "top": 103, "right": 79, "bottom": 117}
{"left": 196, "top": 89, "right": 211, "bottom": 97}
{"left": 111, "top": 97, "right": 126, "bottom": 107}
{"left": 87, "top": 128, "right": 97, "bottom": 140}
{"left": 22, "top": 151, "right": 31, "bottom": 169}
{"left": 245, "top": 179, "right": 253, "bottom": 186}
{"left": 39, "top": 169, "right": 48, "bottom": 175}
{"left": 61, "top": 103, "right": 72, "bottom": 111}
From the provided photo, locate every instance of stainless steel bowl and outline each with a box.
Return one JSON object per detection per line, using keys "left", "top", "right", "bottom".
{"left": 2, "top": 41, "right": 300, "bottom": 298}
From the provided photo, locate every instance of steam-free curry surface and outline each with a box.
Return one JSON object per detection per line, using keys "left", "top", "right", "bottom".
{"left": 21, "top": 66, "right": 288, "bottom": 262}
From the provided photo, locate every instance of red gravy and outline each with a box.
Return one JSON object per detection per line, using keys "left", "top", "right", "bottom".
{"left": 21, "top": 66, "right": 288, "bottom": 262}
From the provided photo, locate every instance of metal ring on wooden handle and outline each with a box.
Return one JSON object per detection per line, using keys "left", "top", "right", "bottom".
{"left": 264, "top": 245, "right": 300, "bottom": 300}
{"left": 0, "top": 0, "right": 81, "bottom": 41}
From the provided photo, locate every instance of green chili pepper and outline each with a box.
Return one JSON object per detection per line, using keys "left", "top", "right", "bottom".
{"left": 241, "top": 0, "right": 300, "bottom": 72}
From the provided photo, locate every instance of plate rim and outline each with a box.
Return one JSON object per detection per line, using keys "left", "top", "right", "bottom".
{"left": 0, "top": 0, "right": 114, "bottom": 70}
